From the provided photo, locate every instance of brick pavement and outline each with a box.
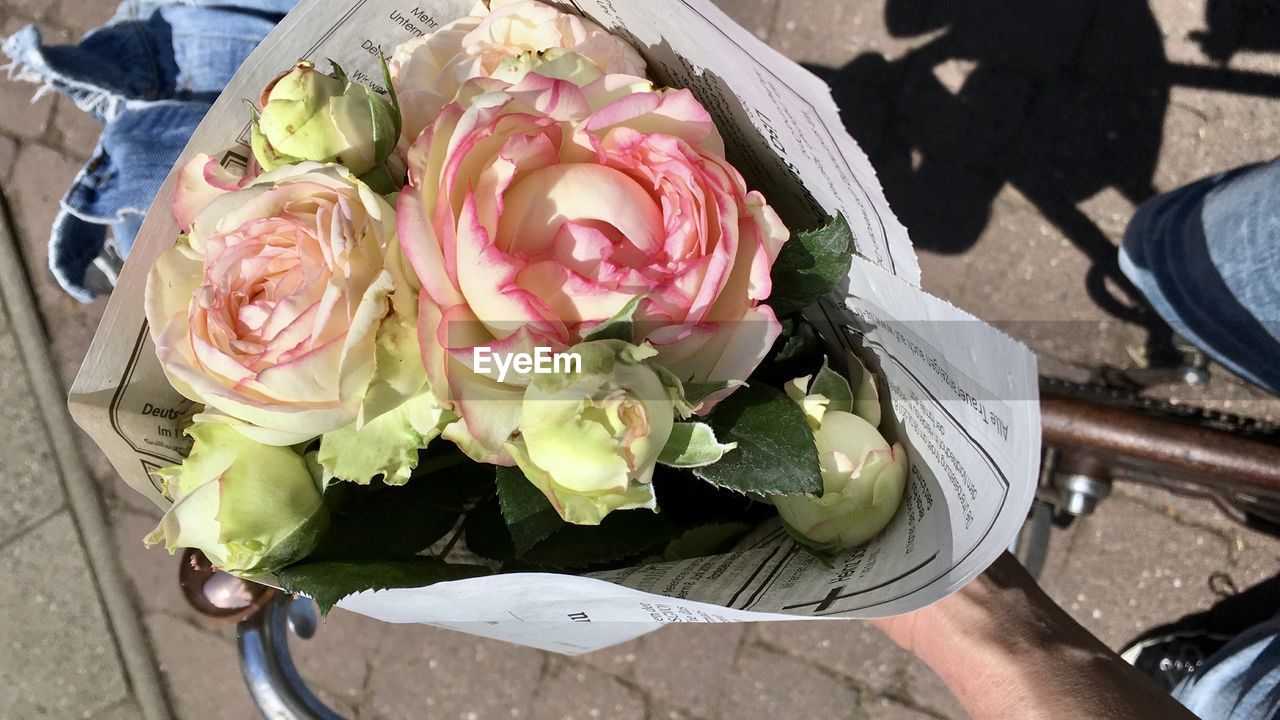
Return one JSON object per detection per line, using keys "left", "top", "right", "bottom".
{"left": 0, "top": 0, "right": 1278, "bottom": 718}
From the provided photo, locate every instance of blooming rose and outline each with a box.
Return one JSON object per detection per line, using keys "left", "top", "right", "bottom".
{"left": 146, "top": 419, "right": 328, "bottom": 574}
{"left": 773, "top": 379, "right": 907, "bottom": 551}
{"left": 388, "top": 0, "right": 646, "bottom": 145}
{"left": 507, "top": 340, "right": 683, "bottom": 524}
{"left": 146, "top": 156, "right": 423, "bottom": 446}
{"left": 252, "top": 61, "right": 399, "bottom": 176}
{"left": 399, "top": 73, "right": 788, "bottom": 462}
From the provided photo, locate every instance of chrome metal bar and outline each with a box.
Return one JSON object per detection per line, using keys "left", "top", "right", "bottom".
{"left": 237, "top": 595, "right": 345, "bottom": 720}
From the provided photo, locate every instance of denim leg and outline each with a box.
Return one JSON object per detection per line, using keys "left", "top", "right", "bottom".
{"left": 1171, "top": 615, "right": 1280, "bottom": 719}
{"left": 2, "top": 0, "right": 293, "bottom": 301}
{"left": 1120, "top": 160, "right": 1280, "bottom": 394}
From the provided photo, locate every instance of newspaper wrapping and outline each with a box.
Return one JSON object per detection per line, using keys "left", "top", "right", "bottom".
{"left": 69, "top": 0, "right": 1040, "bottom": 654}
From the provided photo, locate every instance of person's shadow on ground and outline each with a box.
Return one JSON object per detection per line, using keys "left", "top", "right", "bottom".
{"left": 811, "top": 0, "right": 1280, "bottom": 337}
{"left": 809, "top": 0, "right": 1169, "bottom": 325}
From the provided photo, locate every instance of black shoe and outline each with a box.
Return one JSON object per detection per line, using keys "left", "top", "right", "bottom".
{"left": 1120, "top": 629, "right": 1233, "bottom": 692}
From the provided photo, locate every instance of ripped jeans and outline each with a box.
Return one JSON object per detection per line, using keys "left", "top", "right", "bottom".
{"left": 3, "top": 0, "right": 296, "bottom": 301}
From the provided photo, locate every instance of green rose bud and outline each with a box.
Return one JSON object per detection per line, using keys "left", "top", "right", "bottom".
{"left": 505, "top": 340, "right": 682, "bottom": 525}
{"left": 774, "top": 381, "right": 907, "bottom": 551}
{"left": 145, "top": 420, "right": 328, "bottom": 575}
{"left": 252, "top": 61, "right": 399, "bottom": 177}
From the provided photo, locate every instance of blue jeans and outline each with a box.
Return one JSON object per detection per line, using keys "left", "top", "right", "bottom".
{"left": 1124, "top": 164, "right": 1280, "bottom": 717}
{"left": 2, "top": 0, "right": 296, "bottom": 301}
{"left": 1120, "top": 160, "right": 1280, "bottom": 395}
{"left": 1172, "top": 615, "right": 1280, "bottom": 718}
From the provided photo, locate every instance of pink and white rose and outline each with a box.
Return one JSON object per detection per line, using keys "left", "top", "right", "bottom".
{"left": 146, "top": 156, "right": 423, "bottom": 446}
{"left": 398, "top": 73, "right": 788, "bottom": 462}
{"left": 388, "top": 0, "right": 647, "bottom": 146}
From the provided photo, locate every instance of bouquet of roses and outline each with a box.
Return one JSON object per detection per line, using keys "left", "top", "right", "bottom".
{"left": 139, "top": 0, "right": 910, "bottom": 612}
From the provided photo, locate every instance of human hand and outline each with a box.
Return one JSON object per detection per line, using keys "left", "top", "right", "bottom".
{"left": 865, "top": 552, "right": 1197, "bottom": 720}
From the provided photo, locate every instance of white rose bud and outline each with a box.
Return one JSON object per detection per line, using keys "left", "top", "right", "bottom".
{"left": 252, "top": 61, "right": 398, "bottom": 176}
{"left": 774, "top": 375, "right": 907, "bottom": 551}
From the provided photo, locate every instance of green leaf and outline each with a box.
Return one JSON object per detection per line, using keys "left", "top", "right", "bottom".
{"left": 462, "top": 497, "right": 517, "bottom": 562}
{"left": 692, "top": 382, "right": 823, "bottom": 496}
{"left": 810, "top": 356, "right": 853, "bottom": 414}
{"left": 278, "top": 557, "right": 490, "bottom": 615}
{"left": 663, "top": 522, "right": 752, "bottom": 561}
{"left": 463, "top": 497, "right": 675, "bottom": 570}
{"left": 496, "top": 466, "right": 563, "bottom": 555}
{"left": 772, "top": 319, "right": 819, "bottom": 365}
{"left": 516, "top": 510, "right": 674, "bottom": 569}
{"left": 681, "top": 379, "right": 744, "bottom": 409}
{"left": 650, "top": 465, "right": 777, "bottom": 529}
{"left": 308, "top": 475, "right": 470, "bottom": 560}
{"left": 659, "top": 422, "right": 737, "bottom": 467}
{"left": 767, "top": 214, "right": 854, "bottom": 316}
{"left": 378, "top": 53, "right": 402, "bottom": 143}
{"left": 358, "top": 164, "right": 399, "bottom": 195}
{"left": 583, "top": 295, "right": 644, "bottom": 342}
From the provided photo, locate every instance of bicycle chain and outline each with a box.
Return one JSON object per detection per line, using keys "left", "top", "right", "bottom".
{"left": 1041, "top": 376, "right": 1280, "bottom": 443}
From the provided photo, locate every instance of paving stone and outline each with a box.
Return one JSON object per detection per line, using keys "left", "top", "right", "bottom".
{"left": 0, "top": 133, "right": 18, "bottom": 180}
{"left": 708, "top": 0, "right": 777, "bottom": 41}
{"left": 901, "top": 659, "right": 967, "bottom": 720}
{"left": 1076, "top": 185, "right": 1138, "bottom": 241}
{"left": 0, "top": 328, "right": 65, "bottom": 546}
{"left": 4, "top": 13, "right": 77, "bottom": 42}
{"left": 750, "top": 619, "right": 909, "bottom": 693}
{"left": 147, "top": 613, "right": 255, "bottom": 720}
{"left": 0, "top": 511, "right": 129, "bottom": 718}
{"left": 2, "top": 0, "right": 58, "bottom": 25}
{"left": 898, "top": 59, "right": 1035, "bottom": 168}
{"left": 859, "top": 696, "right": 939, "bottom": 720}
{"left": 111, "top": 506, "right": 194, "bottom": 619}
{"left": 82, "top": 428, "right": 127, "bottom": 506}
{"left": 104, "top": 464, "right": 164, "bottom": 518}
{"left": 645, "top": 703, "right": 707, "bottom": 720}
{"left": 1034, "top": 521, "right": 1084, "bottom": 586}
{"left": 1152, "top": 0, "right": 1280, "bottom": 71}
{"left": 917, "top": 184, "right": 1148, "bottom": 377}
{"left": 1111, "top": 482, "right": 1244, "bottom": 539}
{"left": 291, "top": 605, "right": 396, "bottom": 712}
{"left": 530, "top": 661, "right": 647, "bottom": 720}
{"left": 6, "top": 141, "right": 82, "bottom": 278}
{"left": 772, "top": 0, "right": 931, "bottom": 66}
{"left": 364, "top": 624, "right": 547, "bottom": 719}
{"left": 1155, "top": 86, "right": 1280, "bottom": 192}
{"left": 1225, "top": 531, "right": 1280, "bottom": 591}
{"left": 719, "top": 645, "right": 859, "bottom": 720}
{"left": 1073, "top": 2, "right": 1170, "bottom": 92}
{"left": 87, "top": 698, "right": 144, "bottom": 720}
{"left": 0, "top": 77, "right": 55, "bottom": 141}
{"left": 1039, "top": 495, "right": 1231, "bottom": 649}
{"left": 6, "top": 142, "right": 109, "bottom": 391}
{"left": 576, "top": 632, "right": 644, "bottom": 681}
{"left": 49, "top": 0, "right": 116, "bottom": 39}
{"left": 631, "top": 624, "right": 744, "bottom": 717}
{"left": 1149, "top": 0, "right": 1214, "bottom": 64}
{"left": 52, "top": 94, "right": 104, "bottom": 161}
